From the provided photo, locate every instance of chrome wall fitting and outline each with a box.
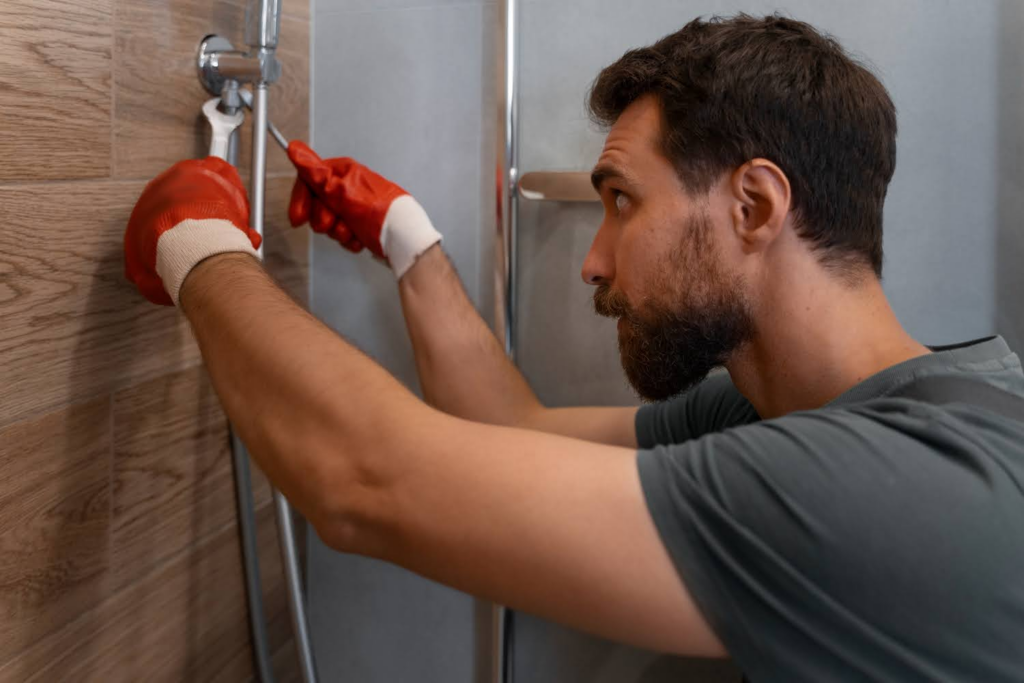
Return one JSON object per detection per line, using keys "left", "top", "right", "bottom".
{"left": 198, "top": 35, "right": 238, "bottom": 96}
{"left": 196, "top": 34, "right": 281, "bottom": 94}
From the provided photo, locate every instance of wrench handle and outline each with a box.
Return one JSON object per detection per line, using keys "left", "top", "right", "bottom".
{"left": 202, "top": 97, "right": 244, "bottom": 161}
{"left": 209, "top": 127, "right": 232, "bottom": 160}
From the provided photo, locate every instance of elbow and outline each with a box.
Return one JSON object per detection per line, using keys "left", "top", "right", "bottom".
{"left": 308, "top": 486, "right": 377, "bottom": 556}
{"left": 305, "top": 455, "right": 394, "bottom": 559}
{"left": 310, "top": 510, "right": 362, "bottom": 555}
{"left": 302, "top": 395, "right": 428, "bottom": 560}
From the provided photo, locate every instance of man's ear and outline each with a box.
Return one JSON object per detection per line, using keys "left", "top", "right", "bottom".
{"left": 727, "top": 159, "right": 792, "bottom": 253}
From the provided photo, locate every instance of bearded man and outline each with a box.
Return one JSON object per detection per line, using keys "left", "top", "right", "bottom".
{"left": 123, "top": 15, "right": 1024, "bottom": 681}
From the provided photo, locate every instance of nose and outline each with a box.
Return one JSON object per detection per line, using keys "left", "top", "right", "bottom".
{"left": 581, "top": 220, "right": 617, "bottom": 286}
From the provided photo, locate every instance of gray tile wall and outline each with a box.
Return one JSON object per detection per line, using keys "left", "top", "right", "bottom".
{"left": 308, "top": 1, "right": 495, "bottom": 682}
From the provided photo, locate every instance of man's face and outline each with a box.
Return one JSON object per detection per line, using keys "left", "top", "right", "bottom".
{"left": 584, "top": 95, "right": 754, "bottom": 402}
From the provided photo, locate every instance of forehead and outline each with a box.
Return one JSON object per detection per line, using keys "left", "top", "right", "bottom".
{"left": 598, "top": 95, "right": 664, "bottom": 165}
{"left": 595, "top": 95, "right": 680, "bottom": 188}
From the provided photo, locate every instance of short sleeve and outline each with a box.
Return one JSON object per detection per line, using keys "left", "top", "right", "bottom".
{"left": 635, "top": 372, "right": 759, "bottom": 448}
{"left": 635, "top": 403, "right": 1023, "bottom": 681}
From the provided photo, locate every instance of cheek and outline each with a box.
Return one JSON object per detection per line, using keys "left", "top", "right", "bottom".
{"left": 615, "top": 220, "right": 674, "bottom": 305}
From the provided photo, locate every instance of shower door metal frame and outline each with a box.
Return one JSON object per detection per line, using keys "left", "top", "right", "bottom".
{"left": 493, "top": 0, "right": 519, "bottom": 681}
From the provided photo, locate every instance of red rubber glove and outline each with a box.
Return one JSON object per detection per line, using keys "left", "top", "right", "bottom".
{"left": 287, "top": 141, "right": 441, "bottom": 278}
{"left": 124, "top": 157, "right": 262, "bottom": 306}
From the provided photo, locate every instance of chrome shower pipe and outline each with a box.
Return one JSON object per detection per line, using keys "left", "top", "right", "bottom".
{"left": 230, "top": 433, "right": 276, "bottom": 683}
{"left": 239, "top": 88, "right": 291, "bottom": 151}
{"left": 199, "top": 44, "right": 277, "bottom": 683}
{"left": 246, "top": 0, "right": 282, "bottom": 50}
{"left": 216, "top": 73, "right": 277, "bottom": 683}
{"left": 244, "top": 2, "right": 318, "bottom": 680}
{"left": 197, "top": 11, "right": 317, "bottom": 681}
{"left": 250, "top": 83, "right": 269, "bottom": 258}
{"left": 245, "top": 0, "right": 279, "bottom": 260}
{"left": 234, "top": 90, "right": 315, "bottom": 683}
{"left": 494, "top": 0, "right": 519, "bottom": 682}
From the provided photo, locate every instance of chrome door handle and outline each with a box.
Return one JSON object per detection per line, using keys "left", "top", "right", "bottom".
{"left": 518, "top": 171, "right": 599, "bottom": 202}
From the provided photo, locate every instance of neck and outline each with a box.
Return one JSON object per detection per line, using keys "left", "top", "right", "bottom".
{"left": 726, "top": 265, "right": 930, "bottom": 420}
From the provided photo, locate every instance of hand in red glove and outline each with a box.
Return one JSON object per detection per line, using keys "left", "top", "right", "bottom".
{"left": 124, "top": 156, "right": 261, "bottom": 306}
{"left": 286, "top": 141, "right": 441, "bottom": 279}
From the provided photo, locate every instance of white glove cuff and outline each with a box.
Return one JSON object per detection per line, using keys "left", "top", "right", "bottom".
{"left": 381, "top": 195, "right": 443, "bottom": 280}
{"left": 155, "top": 218, "right": 260, "bottom": 306}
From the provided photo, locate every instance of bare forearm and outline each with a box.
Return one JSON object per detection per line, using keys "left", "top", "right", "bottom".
{"left": 177, "top": 255, "right": 717, "bottom": 657}
{"left": 398, "top": 245, "right": 544, "bottom": 426}
{"left": 398, "top": 246, "right": 638, "bottom": 446}
{"left": 179, "top": 253, "right": 416, "bottom": 547}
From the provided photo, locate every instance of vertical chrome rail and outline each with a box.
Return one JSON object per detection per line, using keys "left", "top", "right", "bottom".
{"left": 254, "top": 77, "right": 319, "bottom": 683}
{"left": 198, "top": 2, "right": 317, "bottom": 679}
{"left": 245, "top": 2, "right": 319, "bottom": 680}
{"left": 496, "top": 0, "right": 520, "bottom": 363}
{"left": 494, "top": 0, "right": 519, "bottom": 682}
{"left": 199, "top": 37, "right": 278, "bottom": 683}
{"left": 251, "top": 83, "right": 269, "bottom": 258}
{"left": 275, "top": 490, "right": 318, "bottom": 682}
{"left": 231, "top": 435, "right": 277, "bottom": 683}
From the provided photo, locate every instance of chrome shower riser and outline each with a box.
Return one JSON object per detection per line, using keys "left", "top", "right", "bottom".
{"left": 196, "top": 15, "right": 318, "bottom": 683}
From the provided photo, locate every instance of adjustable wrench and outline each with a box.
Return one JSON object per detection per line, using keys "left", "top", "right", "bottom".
{"left": 202, "top": 97, "right": 244, "bottom": 160}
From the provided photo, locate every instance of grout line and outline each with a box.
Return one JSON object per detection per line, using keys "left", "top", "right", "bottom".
{"left": 0, "top": 171, "right": 296, "bottom": 190}
{"left": 0, "top": 358, "right": 207, "bottom": 433}
{"left": 0, "top": 177, "right": 147, "bottom": 189}
{"left": 0, "top": 390, "right": 120, "bottom": 434}
{"left": 0, "top": 399, "right": 250, "bottom": 669}
{"left": 12, "top": 510, "right": 246, "bottom": 670}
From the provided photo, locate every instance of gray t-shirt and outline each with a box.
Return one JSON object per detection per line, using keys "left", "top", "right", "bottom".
{"left": 635, "top": 336, "right": 1024, "bottom": 682}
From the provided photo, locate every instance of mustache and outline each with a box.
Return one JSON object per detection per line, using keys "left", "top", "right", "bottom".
{"left": 592, "top": 284, "right": 633, "bottom": 319}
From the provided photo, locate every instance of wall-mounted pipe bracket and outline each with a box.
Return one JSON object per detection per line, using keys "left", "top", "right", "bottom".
{"left": 197, "top": 34, "right": 281, "bottom": 93}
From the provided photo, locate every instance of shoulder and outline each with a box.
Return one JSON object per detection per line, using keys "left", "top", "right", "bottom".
{"left": 641, "top": 400, "right": 1024, "bottom": 554}
{"left": 636, "top": 402, "right": 1024, "bottom": 679}
{"left": 636, "top": 372, "right": 759, "bottom": 448}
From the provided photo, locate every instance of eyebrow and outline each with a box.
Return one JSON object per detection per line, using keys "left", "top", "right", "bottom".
{"left": 590, "top": 163, "right": 636, "bottom": 193}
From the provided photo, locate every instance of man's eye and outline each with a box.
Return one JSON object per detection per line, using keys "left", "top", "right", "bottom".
{"left": 614, "top": 191, "right": 629, "bottom": 212}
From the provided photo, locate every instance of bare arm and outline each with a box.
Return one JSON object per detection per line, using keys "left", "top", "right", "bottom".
{"left": 180, "top": 253, "right": 723, "bottom": 657}
{"left": 398, "top": 245, "right": 638, "bottom": 447}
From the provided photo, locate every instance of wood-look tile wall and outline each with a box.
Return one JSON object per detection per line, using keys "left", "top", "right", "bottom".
{"left": 0, "top": 0, "right": 309, "bottom": 680}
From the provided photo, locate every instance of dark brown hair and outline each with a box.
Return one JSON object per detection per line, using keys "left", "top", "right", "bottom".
{"left": 588, "top": 14, "right": 896, "bottom": 277}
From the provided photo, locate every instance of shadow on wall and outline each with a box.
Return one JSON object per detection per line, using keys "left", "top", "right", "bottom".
{"left": 44, "top": 237, "right": 209, "bottom": 678}
{"left": 996, "top": 0, "right": 1024, "bottom": 351}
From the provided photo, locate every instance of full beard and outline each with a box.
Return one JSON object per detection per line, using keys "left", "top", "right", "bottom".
{"left": 593, "top": 214, "right": 754, "bottom": 402}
